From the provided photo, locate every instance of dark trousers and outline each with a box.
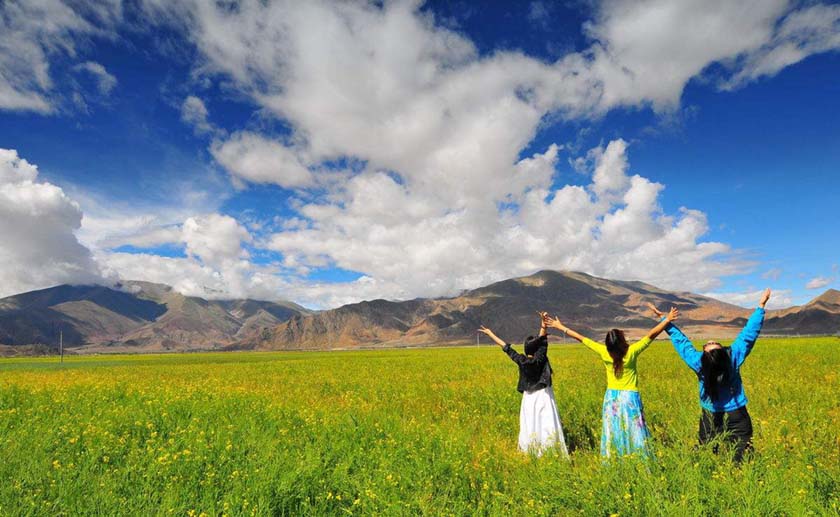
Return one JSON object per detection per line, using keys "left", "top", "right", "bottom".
{"left": 698, "top": 406, "right": 753, "bottom": 463}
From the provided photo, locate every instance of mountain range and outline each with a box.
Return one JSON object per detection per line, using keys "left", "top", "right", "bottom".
{"left": 0, "top": 271, "right": 837, "bottom": 354}
{"left": 0, "top": 281, "right": 309, "bottom": 354}
{"left": 243, "top": 271, "right": 840, "bottom": 350}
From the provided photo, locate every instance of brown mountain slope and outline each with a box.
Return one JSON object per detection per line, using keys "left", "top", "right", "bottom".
{"left": 244, "top": 270, "right": 770, "bottom": 351}
{"left": 0, "top": 284, "right": 167, "bottom": 346}
{"left": 4, "top": 274, "right": 836, "bottom": 353}
{"left": 0, "top": 282, "right": 310, "bottom": 352}
{"left": 763, "top": 289, "right": 840, "bottom": 335}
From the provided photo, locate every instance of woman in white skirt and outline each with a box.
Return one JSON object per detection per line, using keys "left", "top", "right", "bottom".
{"left": 478, "top": 314, "right": 568, "bottom": 456}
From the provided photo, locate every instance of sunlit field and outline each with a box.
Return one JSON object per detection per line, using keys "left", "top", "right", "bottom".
{"left": 0, "top": 337, "right": 838, "bottom": 516}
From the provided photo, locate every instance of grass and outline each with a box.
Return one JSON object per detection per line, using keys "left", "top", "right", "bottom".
{"left": 0, "top": 337, "right": 838, "bottom": 516}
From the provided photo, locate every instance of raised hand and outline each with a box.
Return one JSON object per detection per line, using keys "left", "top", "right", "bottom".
{"left": 537, "top": 311, "right": 549, "bottom": 336}
{"left": 759, "top": 288, "right": 771, "bottom": 309}
{"left": 542, "top": 313, "right": 564, "bottom": 330}
{"left": 645, "top": 307, "right": 679, "bottom": 340}
{"left": 478, "top": 325, "right": 506, "bottom": 347}
{"left": 645, "top": 302, "right": 664, "bottom": 318}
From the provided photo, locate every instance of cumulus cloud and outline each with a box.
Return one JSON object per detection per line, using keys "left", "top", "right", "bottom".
{"left": 94, "top": 214, "right": 263, "bottom": 301}
{"left": 74, "top": 186, "right": 220, "bottom": 252}
{"left": 585, "top": 0, "right": 789, "bottom": 110}
{"left": 96, "top": 251, "right": 288, "bottom": 301}
{"left": 0, "top": 149, "right": 102, "bottom": 297}
{"left": 0, "top": 1, "right": 122, "bottom": 113}
{"left": 182, "top": 214, "right": 252, "bottom": 267}
{"left": 265, "top": 140, "right": 750, "bottom": 307}
{"left": 806, "top": 276, "right": 834, "bottom": 290}
{"left": 5, "top": 1, "right": 839, "bottom": 308}
{"left": 210, "top": 132, "right": 313, "bottom": 188}
{"left": 118, "top": 0, "right": 840, "bottom": 307}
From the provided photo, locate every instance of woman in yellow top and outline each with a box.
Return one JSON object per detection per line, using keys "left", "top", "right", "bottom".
{"left": 543, "top": 308, "right": 679, "bottom": 458}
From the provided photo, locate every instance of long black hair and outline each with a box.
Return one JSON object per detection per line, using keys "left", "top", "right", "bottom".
{"left": 700, "top": 347, "right": 731, "bottom": 400}
{"left": 605, "top": 329, "right": 628, "bottom": 377}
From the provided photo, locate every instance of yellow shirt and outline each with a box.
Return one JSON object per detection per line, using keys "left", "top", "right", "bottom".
{"left": 581, "top": 336, "right": 652, "bottom": 391}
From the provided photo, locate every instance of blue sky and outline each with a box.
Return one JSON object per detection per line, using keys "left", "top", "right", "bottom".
{"left": 1, "top": 0, "right": 838, "bottom": 309}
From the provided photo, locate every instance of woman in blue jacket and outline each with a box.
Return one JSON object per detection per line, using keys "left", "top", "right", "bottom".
{"left": 647, "top": 288, "right": 770, "bottom": 463}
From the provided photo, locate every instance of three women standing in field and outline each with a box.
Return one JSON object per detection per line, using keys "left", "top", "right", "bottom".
{"left": 481, "top": 288, "right": 770, "bottom": 461}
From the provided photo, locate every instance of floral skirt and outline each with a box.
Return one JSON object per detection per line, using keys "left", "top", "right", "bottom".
{"left": 601, "top": 389, "right": 651, "bottom": 458}
{"left": 519, "top": 386, "right": 569, "bottom": 456}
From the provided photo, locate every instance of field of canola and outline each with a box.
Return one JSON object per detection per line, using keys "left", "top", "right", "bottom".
{"left": 0, "top": 337, "right": 838, "bottom": 516}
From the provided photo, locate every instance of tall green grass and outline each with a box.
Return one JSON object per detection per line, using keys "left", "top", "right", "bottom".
{"left": 0, "top": 337, "right": 838, "bottom": 515}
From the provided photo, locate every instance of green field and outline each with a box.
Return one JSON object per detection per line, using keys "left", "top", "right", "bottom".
{"left": 0, "top": 337, "right": 838, "bottom": 516}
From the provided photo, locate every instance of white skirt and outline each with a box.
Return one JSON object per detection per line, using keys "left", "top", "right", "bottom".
{"left": 519, "top": 386, "right": 569, "bottom": 456}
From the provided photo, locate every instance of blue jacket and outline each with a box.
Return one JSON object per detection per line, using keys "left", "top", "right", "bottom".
{"left": 666, "top": 308, "right": 765, "bottom": 412}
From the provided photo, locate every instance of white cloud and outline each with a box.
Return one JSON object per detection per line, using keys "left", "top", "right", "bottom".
{"left": 723, "top": 3, "right": 840, "bottom": 89}
{"left": 806, "top": 276, "right": 835, "bottom": 290}
{"left": 210, "top": 132, "right": 313, "bottom": 188}
{"left": 127, "top": 0, "right": 840, "bottom": 307}
{"left": 762, "top": 268, "right": 783, "bottom": 281}
{"left": 180, "top": 95, "right": 213, "bottom": 134}
{"left": 86, "top": 213, "right": 289, "bottom": 302}
{"left": 182, "top": 214, "right": 252, "bottom": 267}
{"left": 0, "top": 1, "right": 122, "bottom": 113}
{"left": 74, "top": 187, "right": 219, "bottom": 252}
{"left": 96, "top": 251, "right": 288, "bottom": 302}
{"left": 5, "top": 1, "right": 839, "bottom": 308}
{"left": 265, "top": 140, "right": 750, "bottom": 307}
{"left": 705, "top": 288, "right": 794, "bottom": 310}
{"left": 74, "top": 61, "right": 117, "bottom": 94}
{"left": 0, "top": 149, "right": 103, "bottom": 297}
{"left": 590, "top": 139, "right": 632, "bottom": 199}
{"left": 585, "top": 0, "right": 790, "bottom": 110}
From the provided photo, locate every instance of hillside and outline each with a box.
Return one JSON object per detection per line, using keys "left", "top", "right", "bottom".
{"left": 2, "top": 273, "right": 837, "bottom": 353}
{"left": 763, "top": 288, "right": 840, "bottom": 335}
{"left": 0, "top": 282, "right": 310, "bottom": 352}
{"left": 245, "top": 271, "right": 780, "bottom": 350}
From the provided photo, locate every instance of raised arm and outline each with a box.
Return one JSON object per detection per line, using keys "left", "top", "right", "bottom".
{"left": 478, "top": 326, "right": 507, "bottom": 348}
{"left": 538, "top": 312, "right": 548, "bottom": 338}
{"left": 647, "top": 302, "right": 700, "bottom": 371}
{"left": 542, "top": 314, "right": 586, "bottom": 343}
{"left": 645, "top": 307, "right": 679, "bottom": 340}
{"left": 541, "top": 314, "right": 608, "bottom": 355}
{"left": 731, "top": 288, "right": 770, "bottom": 366}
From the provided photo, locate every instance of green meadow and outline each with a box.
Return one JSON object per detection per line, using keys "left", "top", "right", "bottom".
{"left": 0, "top": 337, "right": 838, "bottom": 516}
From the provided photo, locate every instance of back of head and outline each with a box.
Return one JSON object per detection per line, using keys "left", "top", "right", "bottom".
{"left": 524, "top": 335, "right": 548, "bottom": 356}
{"left": 605, "top": 328, "right": 628, "bottom": 377}
{"left": 701, "top": 347, "right": 731, "bottom": 400}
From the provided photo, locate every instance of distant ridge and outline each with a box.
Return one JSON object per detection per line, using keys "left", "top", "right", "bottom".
{"left": 242, "top": 270, "right": 839, "bottom": 351}
{"left": 1, "top": 273, "right": 837, "bottom": 354}
{"left": 763, "top": 288, "right": 840, "bottom": 335}
{"left": 0, "top": 281, "right": 310, "bottom": 353}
